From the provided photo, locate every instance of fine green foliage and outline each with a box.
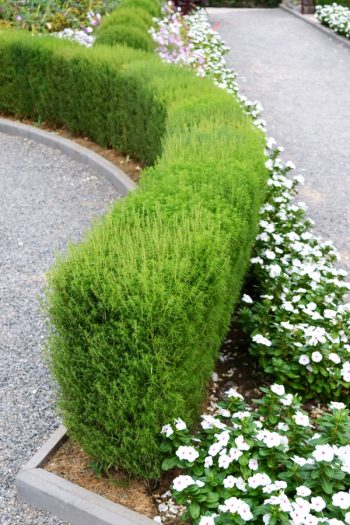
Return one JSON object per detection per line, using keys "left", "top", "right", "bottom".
{"left": 0, "top": 30, "right": 267, "bottom": 479}
{"left": 316, "top": 0, "right": 350, "bottom": 7}
{"left": 97, "top": 7, "right": 154, "bottom": 30}
{"left": 207, "top": 0, "right": 280, "bottom": 7}
{"left": 119, "top": 0, "right": 162, "bottom": 17}
{"left": 95, "top": 0, "right": 160, "bottom": 50}
{"left": 95, "top": 24, "right": 155, "bottom": 51}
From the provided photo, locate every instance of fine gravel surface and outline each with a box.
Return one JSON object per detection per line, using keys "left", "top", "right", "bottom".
{"left": 0, "top": 132, "right": 119, "bottom": 524}
{"left": 208, "top": 7, "right": 350, "bottom": 274}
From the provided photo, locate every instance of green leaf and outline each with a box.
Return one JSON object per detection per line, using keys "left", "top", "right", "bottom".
{"left": 161, "top": 457, "right": 177, "bottom": 471}
{"left": 189, "top": 501, "right": 200, "bottom": 519}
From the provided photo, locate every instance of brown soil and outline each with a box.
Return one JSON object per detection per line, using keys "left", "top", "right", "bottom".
{"left": 45, "top": 439, "right": 157, "bottom": 518}
{"left": 1, "top": 115, "right": 143, "bottom": 183}
{"left": 42, "top": 315, "right": 266, "bottom": 522}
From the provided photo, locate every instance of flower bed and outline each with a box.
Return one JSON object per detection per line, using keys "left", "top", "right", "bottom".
{"left": 316, "top": 3, "right": 350, "bottom": 39}
{"left": 150, "top": 4, "right": 350, "bottom": 523}
{"left": 0, "top": 0, "right": 114, "bottom": 33}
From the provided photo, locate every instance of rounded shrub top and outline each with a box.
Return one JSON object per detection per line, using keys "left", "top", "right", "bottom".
{"left": 95, "top": 24, "right": 155, "bottom": 51}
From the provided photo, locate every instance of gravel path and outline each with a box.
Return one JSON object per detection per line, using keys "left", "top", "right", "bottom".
{"left": 208, "top": 7, "right": 350, "bottom": 273}
{"left": 0, "top": 132, "right": 119, "bottom": 524}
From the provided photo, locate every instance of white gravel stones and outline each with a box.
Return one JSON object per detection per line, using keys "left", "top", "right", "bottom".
{"left": 0, "top": 132, "right": 119, "bottom": 524}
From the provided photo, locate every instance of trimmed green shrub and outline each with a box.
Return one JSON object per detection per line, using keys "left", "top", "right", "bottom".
{"left": 119, "top": 0, "right": 162, "bottom": 17}
{"left": 94, "top": 0, "right": 159, "bottom": 51}
{"left": 207, "top": 0, "right": 280, "bottom": 7}
{"left": 316, "top": 0, "right": 350, "bottom": 6}
{"left": 97, "top": 7, "right": 154, "bottom": 31}
{"left": 95, "top": 24, "right": 155, "bottom": 51}
{"left": 0, "top": 30, "right": 268, "bottom": 479}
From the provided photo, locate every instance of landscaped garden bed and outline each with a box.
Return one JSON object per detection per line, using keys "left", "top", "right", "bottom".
{"left": 1, "top": 0, "right": 349, "bottom": 523}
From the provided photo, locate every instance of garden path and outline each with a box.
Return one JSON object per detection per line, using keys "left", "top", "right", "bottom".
{"left": 0, "top": 132, "right": 118, "bottom": 524}
{"left": 208, "top": 7, "right": 350, "bottom": 274}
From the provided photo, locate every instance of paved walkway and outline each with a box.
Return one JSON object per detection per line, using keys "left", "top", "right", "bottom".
{"left": 0, "top": 132, "right": 118, "bottom": 524}
{"left": 208, "top": 7, "right": 350, "bottom": 273}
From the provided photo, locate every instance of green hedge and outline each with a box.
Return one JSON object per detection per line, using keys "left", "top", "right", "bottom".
{"left": 94, "top": 0, "right": 160, "bottom": 50}
{"left": 0, "top": 30, "right": 267, "bottom": 479}
{"left": 207, "top": 0, "right": 280, "bottom": 7}
{"left": 316, "top": 0, "right": 350, "bottom": 6}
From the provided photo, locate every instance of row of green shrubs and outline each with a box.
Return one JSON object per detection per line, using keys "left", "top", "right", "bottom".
{"left": 94, "top": 0, "right": 161, "bottom": 51}
{"left": 0, "top": 30, "right": 267, "bottom": 479}
{"left": 316, "top": 0, "right": 350, "bottom": 7}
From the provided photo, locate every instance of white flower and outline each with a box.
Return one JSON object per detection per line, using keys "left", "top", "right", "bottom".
{"left": 280, "top": 393, "right": 294, "bottom": 406}
{"left": 248, "top": 458, "right": 259, "bottom": 470}
{"left": 229, "top": 447, "right": 243, "bottom": 461}
{"left": 242, "top": 294, "right": 253, "bottom": 304}
{"left": 345, "top": 512, "right": 350, "bottom": 525}
{"left": 218, "top": 454, "right": 232, "bottom": 469}
{"left": 216, "top": 431, "right": 230, "bottom": 447}
{"left": 270, "top": 383, "right": 285, "bottom": 396}
{"left": 161, "top": 424, "right": 173, "bottom": 437}
{"left": 277, "top": 422, "right": 289, "bottom": 432}
{"left": 266, "top": 137, "right": 276, "bottom": 149}
{"left": 311, "top": 351, "right": 323, "bottom": 363}
{"left": 324, "top": 309, "right": 337, "bottom": 319}
{"left": 225, "top": 388, "right": 244, "bottom": 400}
{"left": 196, "top": 480, "right": 205, "bottom": 488}
{"left": 310, "top": 496, "right": 326, "bottom": 512}
{"left": 312, "top": 444, "right": 334, "bottom": 462}
{"left": 199, "top": 516, "right": 215, "bottom": 525}
{"left": 208, "top": 442, "right": 223, "bottom": 457}
{"left": 269, "top": 264, "right": 281, "bottom": 278}
{"left": 304, "top": 514, "right": 318, "bottom": 525}
{"left": 232, "top": 411, "right": 251, "bottom": 419}
{"left": 305, "top": 326, "right": 327, "bottom": 346}
{"left": 252, "top": 334, "right": 272, "bottom": 346}
{"left": 328, "top": 353, "right": 341, "bottom": 364}
{"left": 332, "top": 492, "right": 350, "bottom": 510}
{"left": 248, "top": 473, "right": 271, "bottom": 488}
{"left": 299, "top": 355, "right": 310, "bottom": 365}
{"left": 264, "top": 249, "right": 276, "bottom": 260}
{"left": 223, "top": 476, "right": 246, "bottom": 491}
{"left": 293, "top": 412, "right": 310, "bottom": 427}
{"left": 264, "top": 494, "right": 292, "bottom": 512}
{"left": 329, "top": 401, "right": 346, "bottom": 410}
{"left": 296, "top": 486, "right": 312, "bottom": 497}
{"left": 173, "top": 475, "right": 195, "bottom": 492}
{"left": 263, "top": 514, "right": 271, "bottom": 524}
{"left": 235, "top": 435, "right": 250, "bottom": 451}
{"left": 216, "top": 408, "right": 231, "bottom": 418}
{"left": 285, "top": 160, "right": 296, "bottom": 169}
{"left": 204, "top": 455, "right": 213, "bottom": 468}
{"left": 176, "top": 446, "right": 199, "bottom": 462}
{"left": 174, "top": 418, "right": 187, "bottom": 431}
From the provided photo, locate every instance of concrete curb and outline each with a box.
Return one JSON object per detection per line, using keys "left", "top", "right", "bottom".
{"left": 16, "top": 426, "right": 156, "bottom": 525}
{"left": 280, "top": 5, "right": 350, "bottom": 50}
{"left": 0, "top": 118, "right": 137, "bottom": 196}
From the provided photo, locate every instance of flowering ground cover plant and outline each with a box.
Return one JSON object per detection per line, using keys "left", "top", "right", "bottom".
{"left": 0, "top": 0, "right": 116, "bottom": 34}
{"left": 151, "top": 3, "right": 350, "bottom": 404}
{"left": 316, "top": 4, "right": 350, "bottom": 39}
{"left": 161, "top": 386, "right": 350, "bottom": 524}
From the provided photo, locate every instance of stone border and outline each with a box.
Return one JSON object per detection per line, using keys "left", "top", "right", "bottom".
{"left": 16, "top": 426, "right": 156, "bottom": 525}
{"left": 0, "top": 117, "right": 137, "bottom": 196}
{"left": 280, "top": 5, "right": 350, "bottom": 50}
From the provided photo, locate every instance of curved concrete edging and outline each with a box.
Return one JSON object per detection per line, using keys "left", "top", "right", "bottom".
{"left": 280, "top": 5, "right": 350, "bottom": 50}
{"left": 0, "top": 117, "right": 137, "bottom": 196}
{"left": 16, "top": 427, "right": 155, "bottom": 525}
